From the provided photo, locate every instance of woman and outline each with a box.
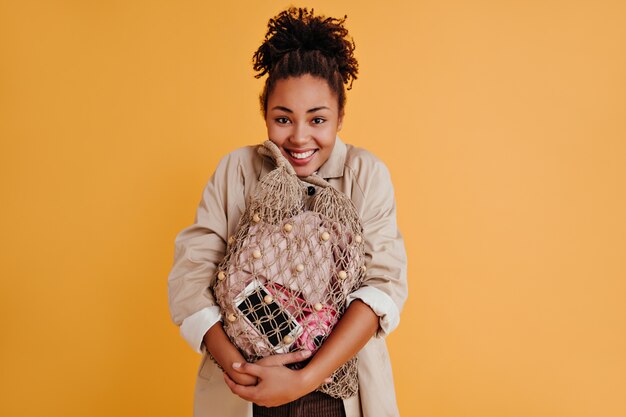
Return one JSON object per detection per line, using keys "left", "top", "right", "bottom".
{"left": 168, "top": 7, "right": 408, "bottom": 417}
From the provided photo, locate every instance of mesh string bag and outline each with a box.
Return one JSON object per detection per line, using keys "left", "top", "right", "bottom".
{"left": 212, "top": 140, "right": 367, "bottom": 399}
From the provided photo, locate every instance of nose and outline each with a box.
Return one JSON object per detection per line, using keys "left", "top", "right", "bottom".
{"left": 289, "top": 122, "right": 310, "bottom": 145}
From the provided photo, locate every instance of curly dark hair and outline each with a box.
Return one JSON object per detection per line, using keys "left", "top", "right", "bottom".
{"left": 253, "top": 7, "right": 359, "bottom": 118}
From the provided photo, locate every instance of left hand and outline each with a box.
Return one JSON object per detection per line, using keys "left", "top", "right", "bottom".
{"left": 223, "top": 360, "right": 329, "bottom": 407}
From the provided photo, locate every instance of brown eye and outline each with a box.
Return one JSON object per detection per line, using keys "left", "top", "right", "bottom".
{"left": 312, "top": 117, "right": 325, "bottom": 124}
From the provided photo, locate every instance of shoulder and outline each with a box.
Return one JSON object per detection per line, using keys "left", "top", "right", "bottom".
{"left": 335, "top": 142, "right": 396, "bottom": 216}
{"left": 211, "top": 144, "right": 263, "bottom": 179}
{"left": 343, "top": 143, "right": 393, "bottom": 188}
{"left": 216, "top": 144, "right": 259, "bottom": 166}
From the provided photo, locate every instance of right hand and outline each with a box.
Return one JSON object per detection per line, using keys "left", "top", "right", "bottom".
{"left": 251, "top": 350, "right": 333, "bottom": 385}
{"left": 226, "top": 350, "right": 313, "bottom": 387}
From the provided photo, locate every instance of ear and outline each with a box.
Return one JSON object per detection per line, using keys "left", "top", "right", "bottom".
{"left": 337, "top": 112, "right": 344, "bottom": 132}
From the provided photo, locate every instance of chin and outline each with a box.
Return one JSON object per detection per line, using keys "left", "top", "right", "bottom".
{"left": 294, "top": 167, "right": 315, "bottom": 177}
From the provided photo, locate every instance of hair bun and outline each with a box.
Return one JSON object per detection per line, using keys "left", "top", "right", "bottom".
{"left": 253, "top": 7, "right": 358, "bottom": 88}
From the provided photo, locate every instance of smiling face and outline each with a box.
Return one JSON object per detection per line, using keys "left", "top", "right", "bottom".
{"left": 265, "top": 74, "right": 344, "bottom": 177}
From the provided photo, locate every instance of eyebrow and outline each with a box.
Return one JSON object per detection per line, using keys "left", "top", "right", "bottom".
{"left": 270, "top": 106, "right": 331, "bottom": 113}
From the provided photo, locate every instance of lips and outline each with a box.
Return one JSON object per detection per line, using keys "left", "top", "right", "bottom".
{"left": 284, "top": 148, "right": 318, "bottom": 166}
{"left": 288, "top": 149, "right": 316, "bottom": 159}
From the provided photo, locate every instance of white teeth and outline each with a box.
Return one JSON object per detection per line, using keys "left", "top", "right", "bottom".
{"left": 289, "top": 150, "right": 315, "bottom": 159}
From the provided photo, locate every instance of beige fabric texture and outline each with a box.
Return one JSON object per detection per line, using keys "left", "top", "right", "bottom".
{"left": 168, "top": 136, "right": 408, "bottom": 417}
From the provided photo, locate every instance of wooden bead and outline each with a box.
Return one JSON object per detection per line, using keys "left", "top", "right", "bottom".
{"left": 296, "top": 264, "right": 304, "bottom": 273}
{"left": 355, "top": 234, "right": 362, "bottom": 243}
{"left": 314, "top": 303, "right": 323, "bottom": 312}
{"left": 227, "top": 313, "right": 237, "bottom": 322}
{"left": 321, "top": 231, "right": 330, "bottom": 241}
{"left": 252, "top": 213, "right": 261, "bottom": 223}
{"left": 217, "top": 271, "right": 226, "bottom": 281}
{"left": 283, "top": 223, "right": 293, "bottom": 232}
{"left": 338, "top": 270, "right": 347, "bottom": 280}
{"left": 264, "top": 295, "right": 274, "bottom": 304}
{"left": 228, "top": 235, "right": 235, "bottom": 244}
{"left": 283, "top": 335, "right": 294, "bottom": 344}
{"left": 252, "top": 250, "right": 262, "bottom": 259}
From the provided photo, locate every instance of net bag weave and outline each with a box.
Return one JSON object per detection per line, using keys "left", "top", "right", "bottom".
{"left": 212, "top": 140, "right": 366, "bottom": 399}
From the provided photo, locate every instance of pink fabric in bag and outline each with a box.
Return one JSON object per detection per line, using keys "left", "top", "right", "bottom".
{"left": 221, "top": 210, "right": 358, "bottom": 358}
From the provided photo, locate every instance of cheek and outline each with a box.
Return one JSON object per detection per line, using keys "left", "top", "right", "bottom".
{"left": 320, "top": 123, "right": 339, "bottom": 138}
{"left": 319, "top": 133, "right": 337, "bottom": 148}
{"left": 266, "top": 124, "right": 284, "bottom": 142}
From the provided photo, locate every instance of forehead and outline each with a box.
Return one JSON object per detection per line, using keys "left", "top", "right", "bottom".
{"left": 268, "top": 75, "right": 338, "bottom": 111}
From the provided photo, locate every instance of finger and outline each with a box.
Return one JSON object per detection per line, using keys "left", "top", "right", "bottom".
{"left": 231, "top": 362, "right": 265, "bottom": 378}
{"left": 223, "top": 372, "right": 232, "bottom": 385}
{"left": 261, "top": 350, "right": 312, "bottom": 367}
{"left": 222, "top": 372, "right": 238, "bottom": 394}
{"left": 281, "top": 350, "right": 312, "bottom": 365}
{"left": 321, "top": 375, "right": 333, "bottom": 385}
{"left": 223, "top": 372, "right": 258, "bottom": 402}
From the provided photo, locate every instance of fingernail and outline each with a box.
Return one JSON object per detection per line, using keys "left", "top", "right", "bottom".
{"left": 232, "top": 362, "right": 241, "bottom": 369}
{"left": 301, "top": 350, "right": 312, "bottom": 358}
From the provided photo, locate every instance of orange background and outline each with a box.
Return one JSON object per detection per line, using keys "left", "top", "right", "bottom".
{"left": 1, "top": 1, "right": 625, "bottom": 416}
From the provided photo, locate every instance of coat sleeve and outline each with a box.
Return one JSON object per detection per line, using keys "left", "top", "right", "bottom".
{"left": 168, "top": 153, "right": 241, "bottom": 353}
{"left": 345, "top": 158, "right": 408, "bottom": 338}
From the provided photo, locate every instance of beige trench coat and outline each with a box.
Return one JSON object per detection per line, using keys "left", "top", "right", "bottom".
{"left": 168, "top": 136, "right": 408, "bottom": 417}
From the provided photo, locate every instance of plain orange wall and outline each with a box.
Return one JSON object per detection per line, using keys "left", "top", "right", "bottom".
{"left": 1, "top": 1, "right": 625, "bottom": 416}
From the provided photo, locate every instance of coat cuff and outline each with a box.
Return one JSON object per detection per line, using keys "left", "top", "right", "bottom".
{"left": 346, "top": 286, "right": 400, "bottom": 338}
{"left": 180, "top": 306, "right": 222, "bottom": 354}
